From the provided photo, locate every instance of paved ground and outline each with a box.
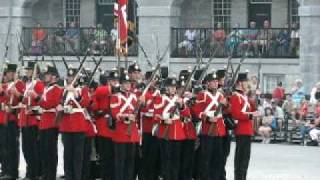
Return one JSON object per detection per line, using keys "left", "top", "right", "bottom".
{"left": 14, "top": 137, "right": 320, "bottom": 180}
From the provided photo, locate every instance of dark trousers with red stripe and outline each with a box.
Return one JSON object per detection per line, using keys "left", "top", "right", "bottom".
{"left": 21, "top": 126, "right": 40, "bottom": 179}
{"left": 97, "top": 137, "right": 114, "bottom": 180}
{"left": 39, "top": 128, "right": 58, "bottom": 180}
{"left": 2, "top": 121, "right": 20, "bottom": 178}
{"left": 62, "top": 132, "right": 86, "bottom": 180}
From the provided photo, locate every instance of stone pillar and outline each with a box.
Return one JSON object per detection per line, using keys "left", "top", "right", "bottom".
{"left": 299, "top": 0, "right": 320, "bottom": 92}
{"left": 137, "top": 0, "right": 179, "bottom": 72}
{"left": 0, "top": 0, "right": 38, "bottom": 64}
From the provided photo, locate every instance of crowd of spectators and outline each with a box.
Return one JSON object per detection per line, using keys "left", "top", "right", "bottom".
{"left": 28, "top": 21, "right": 120, "bottom": 56}
{"left": 177, "top": 20, "right": 300, "bottom": 57}
{"left": 249, "top": 78, "right": 320, "bottom": 146}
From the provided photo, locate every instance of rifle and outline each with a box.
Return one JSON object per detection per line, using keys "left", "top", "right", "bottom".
{"left": 88, "top": 57, "right": 103, "bottom": 85}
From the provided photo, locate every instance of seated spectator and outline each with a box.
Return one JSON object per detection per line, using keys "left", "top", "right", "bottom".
{"left": 272, "top": 82, "right": 285, "bottom": 105}
{"left": 299, "top": 115, "right": 315, "bottom": 140}
{"left": 178, "top": 27, "right": 198, "bottom": 55}
{"left": 309, "top": 82, "right": 320, "bottom": 105}
{"left": 308, "top": 117, "right": 320, "bottom": 146}
{"left": 65, "top": 21, "right": 80, "bottom": 54}
{"left": 290, "top": 23, "right": 300, "bottom": 56}
{"left": 291, "top": 79, "right": 305, "bottom": 107}
{"left": 282, "top": 94, "right": 297, "bottom": 124}
{"left": 52, "top": 23, "right": 65, "bottom": 53}
{"left": 314, "top": 101, "right": 320, "bottom": 117}
{"left": 211, "top": 22, "right": 226, "bottom": 56}
{"left": 31, "top": 23, "right": 47, "bottom": 55}
{"left": 91, "top": 23, "right": 108, "bottom": 55}
{"left": 257, "top": 20, "right": 275, "bottom": 56}
{"left": 263, "top": 94, "right": 273, "bottom": 109}
{"left": 299, "top": 96, "right": 309, "bottom": 121}
{"left": 275, "top": 24, "right": 290, "bottom": 56}
{"left": 272, "top": 100, "right": 285, "bottom": 131}
{"left": 240, "top": 21, "right": 258, "bottom": 56}
{"left": 258, "top": 107, "right": 274, "bottom": 144}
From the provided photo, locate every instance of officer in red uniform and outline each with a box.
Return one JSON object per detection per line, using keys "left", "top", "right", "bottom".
{"left": 140, "top": 71, "right": 161, "bottom": 180}
{"left": 111, "top": 73, "right": 140, "bottom": 180}
{"left": 57, "top": 68, "right": 91, "bottom": 180}
{"left": 193, "top": 72, "right": 227, "bottom": 180}
{"left": 38, "top": 65, "right": 63, "bottom": 180}
{"left": 93, "top": 69, "right": 119, "bottom": 180}
{"left": 177, "top": 72, "right": 197, "bottom": 180}
{"left": 229, "top": 72, "right": 258, "bottom": 180}
{"left": 154, "top": 77, "right": 189, "bottom": 180}
{"left": 1, "top": 64, "right": 25, "bottom": 180}
{"left": 20, "top": 61, "right": 44, "bottom": 180}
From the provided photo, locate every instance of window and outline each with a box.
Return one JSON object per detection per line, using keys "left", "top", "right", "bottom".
{"left": 212, "top": 0, "right": 231, "bottom": 28}
{"left": 263, "top": 74, "right": 285, "bottom": 93}
{"left": 250, "top": 0, "right": 272, "bottom": 4}
{"left": 290, "top": 0, "right": 300, "bottom": 25}
{"left": 65, "top": 0, "right": 80, "bottom": 27}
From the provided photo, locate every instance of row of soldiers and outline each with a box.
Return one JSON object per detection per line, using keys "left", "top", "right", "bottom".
{"left": 0, "top": 60, "right": 258, "bottom": 180}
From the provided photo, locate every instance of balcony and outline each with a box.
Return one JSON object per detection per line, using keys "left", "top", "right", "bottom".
{"left": 21, "top": 27, "right": 138, "bottom": 57}
{"left": 170, "top": 27, "right": 299, "bottom": 58}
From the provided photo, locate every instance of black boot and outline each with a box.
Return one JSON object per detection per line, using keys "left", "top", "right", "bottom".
{"left": 307, "top": 140, "right": 319, "bottom": 146}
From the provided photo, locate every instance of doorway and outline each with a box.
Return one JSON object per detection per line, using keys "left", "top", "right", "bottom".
{"left": 248, "top": 2, "right": 271, "bottom": 28}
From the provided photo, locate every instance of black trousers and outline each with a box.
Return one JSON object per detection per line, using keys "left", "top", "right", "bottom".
{"left": 234, "top": 136, "right": 251, "bottom": 180}
{"left": 82, "top": 137, "right": 93, "bottom": 180}
{"left": 2, "top": 121, "right": 20, "bottom": 178}
{"left": 39, "top": 128, "right": 58, "bottom": 180}
{"left": 114, "top": 143, "right": 136, "bottom": 180}
{"left": 142, "top": 133, "right": 160, "bottom": 180}
{"left": 160, "top": 139, "right": 182, "bottom": 180}
{"left": 180, "top": 139, "right": 196, "bottom": 180}
{"left": 199, "top": 136, "right": 223, "bottom": 180}
{"left": 0, "top": 124, "right": 5, "bottom": 173}
{"left": 62, "top": 132, "right": 86, "bottom": 180}
{"left": 134, "top": 145, "right": 143, "bottom": 180}
{"left": 97, "top": 137, "right": 114, "bottom": 180}
{"left": 21, "top": 126, "right": 40, "bottom": 178}
{"left": 220, "top": 133, "right": 232, "bottom": 180}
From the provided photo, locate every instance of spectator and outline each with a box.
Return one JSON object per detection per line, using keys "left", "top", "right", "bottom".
{"left": 225, "top": 23, "right": 242, "bottom": 55}
{"left": 291, "top": 79, "right": 305, "bottom": 107}
{"left": 52, "top": 23, "right": 65, "bottom": 53}
{"left": 263, "top": 94, "right": 273, "bottom": 109}
{"left": 211, "top": 22, "right": 226, "bottom": 56}
{"left": 258, "top": 107, "right": 274, "bottom": 144}
{"left": 299, "top": 96, "right": 309, "bottom": 121}
{"left": 178, "top": 27, "right": 198, "bottom": 55}
{"left": 314, "top": 101, "right": 320, "bottom": 117}
{"left": 308, "top": 117, "right": 320, "bottom": 146}
{"left": 65, "top": 21, "right": 80, "bottom": 54}
{"left": 290, "top": 23, "right": 300, "bottom": 56}
{"left": 91, "top": 24, "right": 108, "bottom": 55}
{"left": 272, "top": 82, "right": 285, "bottom": 105}
{"left": 110, "top": 21, "right": 118, "bottom": 55}
{"left": 309, "top": 82, "right": 320, "bottom": 105}
{"left": 31, "top": 23, "right": 47, "bottom": 55}
{"left": 271, "top": 100, "right": 285, "bottom": 131}
{"left": 240, "top": 21, "right": 258, "bottom": 56}
{"left": 257, "top": 20, "right": 275, "bottom": 56}
{"left": 275, "top": 24, "right": 290, "bottom": 56}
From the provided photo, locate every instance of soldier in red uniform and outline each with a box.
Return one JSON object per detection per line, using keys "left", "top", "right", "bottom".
{"left": 154, "top": 77, "right": 189, "bottom": 180}
{"left": 20, "top": 61, "right": 44, "bottom": 180}
{"left": 1, "top": 64, "right": 25, "bottom": 180}
{"left": 229, "top": 72, "right": 258, "bottom": 180}
{"left": 193, "top": 72, "right": 227, "bottom": 180}
{"left": 57, "top": 68, "right": 91, "bottom": 180}
{"left": 38, "top": 65, "right": 63, "bottom": 180}
{"left": 111, "top": 73, "right": 140, "bottom": 180}
{"left": 94, "top": 70, "right": 119, "bottom": 180}
{"left": 140, "top": 71, "right": 161, "bottom": 180}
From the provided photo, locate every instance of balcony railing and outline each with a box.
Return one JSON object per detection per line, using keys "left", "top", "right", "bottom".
{"left": 21, "top": 27, "right": 138, "bottom": 56}
{"left": 171, "top": 27, "right": 300, "bottom": 58}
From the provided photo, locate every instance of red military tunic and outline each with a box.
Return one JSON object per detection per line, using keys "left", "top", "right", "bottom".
{"left": 59, "top": 86, "right": 91, "bottom": 133}
{"left": 0, "top": 83, "right": 8, "bottom": 125}
{"left": 229, "top": 91, "right": 255, "bottom": 136}
{"left": 193, "top": 90, "right": 226, "bottom": 137}
{"left": 19, "top": 80, "right": 45, "bottom": 127}
{"left": 39, "top": 83, "right": 63, "bottom": 130}
{"left": 153, "top": 95, "right": 188, "bottom": 141}
{"left": 85, "top": 92, "right": 97, "bottom": 138}
{"left": 140, "top": 89, "right": 160, "bottom": 134}
{"left": 5, "top": 80, "right": 26, "bottom": 122}
{"left": 182, "top": 94, "right": 197, "bottom": 140}
{"left": 110, "top": 91, "right": 140, "bottom": 143}
{"left": 94, "top": 85, "right": 114, "bottom": 139}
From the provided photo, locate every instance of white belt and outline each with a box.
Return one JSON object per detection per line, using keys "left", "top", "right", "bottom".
{"left": 141, "top": 112, "right": 154, "bottom": 117}
{"left": 64, "top": 107, "right": 85, "bottom": 114}
{"left": 31, "top": 106, "right": 41, "bottom": 111}
{"left": 41, "top": 108, "right": 56, "bottom": 113}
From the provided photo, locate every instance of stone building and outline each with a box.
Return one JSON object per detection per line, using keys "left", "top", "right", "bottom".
{"left": 0, "top": 0, "right": 319, "bottom": 93}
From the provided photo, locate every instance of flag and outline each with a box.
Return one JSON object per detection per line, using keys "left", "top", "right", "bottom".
{"left": 118, "top": 0, "right": 128, "bottom": 46}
